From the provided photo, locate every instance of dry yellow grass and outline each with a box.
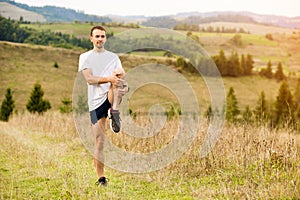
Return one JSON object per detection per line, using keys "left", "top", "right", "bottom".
{"left": 1, "top": 111, "right": 299, "bottom": 199}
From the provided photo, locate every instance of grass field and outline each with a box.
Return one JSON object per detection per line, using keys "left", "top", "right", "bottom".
{"left": 1, "top": 23, "right": 300, "bottom": 199}
{"left": 0, "top": 41, "right": 290, "bottom": 114}
{"left": 0, "top": 112, "right": 299, "bottom": 199}
{"left": 21, "top": 22, "right": 134, "bottom": 38}
{"left": 20, "top": 21, "right": 300, "bottom": 75}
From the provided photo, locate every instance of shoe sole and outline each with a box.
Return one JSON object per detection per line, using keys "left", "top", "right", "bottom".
{"left": 108, "top": 109, "right": 120, "bottom": 133}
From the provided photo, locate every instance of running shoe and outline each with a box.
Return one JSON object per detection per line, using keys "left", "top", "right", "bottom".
{"left": 108, "top": 108, "right": 121, "bottom": 133}
{"left": 95, "top": 176, "right": 109, "bottom": 186}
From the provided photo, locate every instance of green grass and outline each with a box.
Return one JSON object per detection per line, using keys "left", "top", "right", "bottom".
{"left": 130, "top": 50, "right": 166, "bottom": 57}
{"left": 1, "top": 112, "right": 299, "bottom": 199}
{"left": 240, "top": 33, "right": 278, "bottom": 46}
{"left": 0, "top": 41, "right": 297, "bottom": 114}
{"left": 21, "top": 22, "right": 134, "bottom": 37}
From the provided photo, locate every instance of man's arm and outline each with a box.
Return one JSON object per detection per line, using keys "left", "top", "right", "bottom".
{"left": 82, "top": 68, "right": 119, "bottom": 85}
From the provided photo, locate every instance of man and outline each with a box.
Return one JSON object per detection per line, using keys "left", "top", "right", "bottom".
{"left": 78, "top": 25, "right": 127, "bottom": 186}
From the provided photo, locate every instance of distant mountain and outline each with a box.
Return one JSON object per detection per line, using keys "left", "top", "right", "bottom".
{"left": 173, "top": 11, "right": 300, "bottom": 29}
{"left": 0, "top": 0, "right": 111, "bottom": 22}
{"left": 1, "top": 0, "right": 299, "bottom": 29}
{"left": 112, "top": 11, "right": 300, "bottom": 29}
{"left": 0, "top": 2, "right": 46, "bottom": 22}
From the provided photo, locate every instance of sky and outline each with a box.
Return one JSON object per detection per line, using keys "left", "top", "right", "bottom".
{"left": 14, "top": 0, "right": 300, "bottom": 17}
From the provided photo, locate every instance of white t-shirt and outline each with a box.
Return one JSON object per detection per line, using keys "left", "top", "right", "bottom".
{"left": 78, "top": 50, "right": 123, "bottom": 111}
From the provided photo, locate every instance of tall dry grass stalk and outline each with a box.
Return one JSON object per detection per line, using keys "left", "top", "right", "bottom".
{"left": 9, "top": 111, "right": 77, "bottom": 141}
{"left": 6, "top": 111, "right": 300, "bottom": 199}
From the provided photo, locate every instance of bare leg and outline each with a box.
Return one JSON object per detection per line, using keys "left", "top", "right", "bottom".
{"left": 108, "top": 79, "right": 128, "bottom": 110}
{"left": 92, "top": 117, "right": 106, "bottom": 178}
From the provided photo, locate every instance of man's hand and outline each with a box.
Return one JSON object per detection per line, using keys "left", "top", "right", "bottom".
{"left": 109, "top": 75, "right": 121, "bottom": 85}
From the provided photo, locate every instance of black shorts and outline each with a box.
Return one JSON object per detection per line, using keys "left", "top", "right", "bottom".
{"left": 90, "top": 98, "right": 111, "bottom": 124}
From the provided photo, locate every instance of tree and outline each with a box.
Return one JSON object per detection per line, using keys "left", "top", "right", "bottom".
{"left": 274, "top": 81, "right": 295, "bottom": 126}
{"left": 205, "top": 105, "right": 213, "bottom": 120}
{"left": 26, "top": 83, "right": 51, "bottom": 114}
{"left": 227, "top": 51, "right": 240, "bottom": 77}
{"left": 260, "top": 60, "right": 273, "bottom": 79}
{"left": 242, "top": 105, "right": 253, "bottom": 123}
{"left": 230, "top": 34, "right": 243, "bottom": 47}
{"left": 226, "top": 87, "right": 240, "bottom": 122}
{"left": 274, "top": 62, "right": 286, "bottom": 81}
{"left": 265, "top": 33, "right": 273, "bottom": 40}
{"left": 240, "top": 54, "right": 246, "bottom": 76}
{"left": 293, "top": 79, "right": 300, "bottom": 121}
{"left": 59, "top": 98, "right": 72, "bottom": 113}
{"left": 54, "top": 61, "right": 59, "bottom": 68}
{"left": 0, "top": 88, "right": 15, "bottom": 121}
{"left": 254, "top": 91, "right": 268, "bottom": 123}
{"left": 75, "top": 95, "right": 88, "bottom": 114}
{"left": 212, "top": 49, "right": 228, "bottom": 76}
{"left": 244, "top": 54, "right": 254, "bottom": 75}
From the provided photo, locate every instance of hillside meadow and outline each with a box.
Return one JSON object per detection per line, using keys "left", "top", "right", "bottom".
{"left": 0, "top": 41, "right": 297, "bottom": 113}
{"left": 1, "top": 23, "right": 300, "bottom": 199}
{"left": 21, "top": 22, "right": 300, "bottom": 76}
{"left": 0, "top": 111, "right": 299, "bottom": 199}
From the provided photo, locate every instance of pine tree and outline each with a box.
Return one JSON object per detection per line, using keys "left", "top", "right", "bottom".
{"left": 293, "top": 78, "right": 300, "bottom": 120}
{"left": 240, "top": 54, "right": 246, "bottom": 76}
{"left": 26, "top": 83, "right": 51, "bottom": 114}
{"left": 215, "top": 49, "right": 228, "bottom": 76}
{"left": 226, "top": 87, "right": 240, "bottom": 122}
{"left": 59, "top": 98, "right": 72, "bottom": 113}
{"left": 254, "top": 91, "right": 268, "bottom": 123}
{"left": 0, "top": 88, "right": 15, "bottom": 121}
{"left": 75, "top": 95, "right": 88, "bottom": 114}
{"left": 242, "top": 105, "right": 253, "bottom": 123}
{"left": 245, "top": 54, "right": 254, "bottom": 75}
{"left": 227, "top": 51, "right": 240, "bottom": 77}
{"left": 274, "top": 81, "right": 295, "bottom": 126}
{"left": 260, "top": 60, "right": 273, "bottom": 79}
{"left": 274, "top": 62, "right": 286, "bottom": 81}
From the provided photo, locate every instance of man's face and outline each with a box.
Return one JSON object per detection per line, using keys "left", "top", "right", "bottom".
{"left": 90, "top": 29, "right": 106, "bottom": 49}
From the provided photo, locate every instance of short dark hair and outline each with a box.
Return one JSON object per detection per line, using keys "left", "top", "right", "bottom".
{"left": 90, "top": 25, "right": 106, "bottom": 36}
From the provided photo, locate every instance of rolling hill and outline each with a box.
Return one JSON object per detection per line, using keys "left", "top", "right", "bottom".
{"left": 0, "top": 0, "right": 111, "bottom": 22}
{"left": 1, "top": 0, "right": 299, "bottom": 29}
{"left": 0, "top": 2, "right": 46, "bottom": 22}
{"left": 0, "top": 40, "right": 295, "bottom": 113}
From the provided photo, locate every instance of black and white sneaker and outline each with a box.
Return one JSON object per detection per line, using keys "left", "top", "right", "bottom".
{"left": 108, "top": 108, "right": 121, "bottom": 133}
{"left": 95, "top": 176, "right": 109, "bottom": 187}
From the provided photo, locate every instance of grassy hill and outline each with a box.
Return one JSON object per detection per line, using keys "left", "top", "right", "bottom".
{"left": 0, "top": 27, "right": 300, "bottom": 199}
{"left": 20, "top": 22, "right": 300, "bottom": 75}
{"left": 0, "top": 0, "right": 111, "bottom": 22}
{"left": 198, "top": 21, "right": 298, "bottom": 35}
{"left": 1, "top": 22, "right": 300, "bottom": 113}
{"left": 0, "top": 41, "right": 292, "bottom": 114}
{"left": 0, "top": 2, "right": 46, "bottom": 22}
{"left": 0, "top": 42, "right": 79, "bottom": 112}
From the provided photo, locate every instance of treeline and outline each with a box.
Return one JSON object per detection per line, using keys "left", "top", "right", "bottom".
{"left": 212, "top": 49, "right": 254, "bottom": 76}
{"left": 0, "top": 16, "right": 99, "bottom": 49}
{"left": 182, "top": 14, "right": 256, "bottom": 25}
{"left": 142, "top": 14, "right": 256, "bottom": 29}
{"left": 207, "top": 79, "right": 300, "bottom": 130}
{"left": 101, "top": 21, "right": 140, "bottom": 28}
{"left": 174, "top": 24, "right": 249, "bottom": 34}
{"left": 259, "top": 60, "right": 286, "bottom": 81}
